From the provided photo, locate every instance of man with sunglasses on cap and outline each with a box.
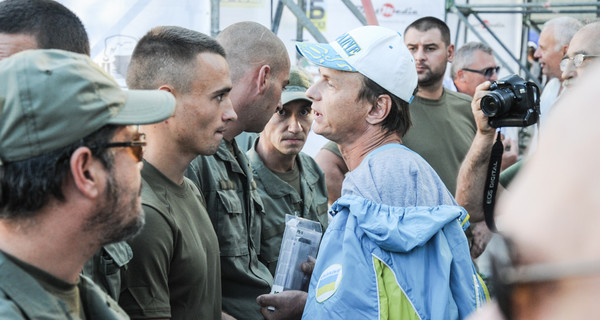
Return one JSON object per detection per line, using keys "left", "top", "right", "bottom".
{"left": 0, "top": 49, "right": 175, "bottom": 318}
{"left": 257, "top": 25, "right": 487, "bottom": 320}
{"left": 118, "top": 26, "right": 236, "bottom": 320}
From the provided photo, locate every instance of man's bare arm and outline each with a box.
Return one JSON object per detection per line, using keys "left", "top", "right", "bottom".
{"left": 455, "top": 82, "right": 503, "bottom": 222}
{"left": 315, "top": 148, "right": 348, "bottom": 205}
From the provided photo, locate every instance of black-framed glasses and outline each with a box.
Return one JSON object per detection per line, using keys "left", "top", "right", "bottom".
{"left": 462, "top": 66, "right": 501, "bottom": 79}
{"left": 560, "top": 53, "right": 600, "bottom": 71}
{"left": 490, "top": 234, "right": 600, "bottom": 319}
{"left": 94, "top": 132, "right": 146, "bottom": 162}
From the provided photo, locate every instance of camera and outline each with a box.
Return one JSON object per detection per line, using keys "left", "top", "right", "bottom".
{"left": 480, "top": 74, "right": 540, "bottom": 128}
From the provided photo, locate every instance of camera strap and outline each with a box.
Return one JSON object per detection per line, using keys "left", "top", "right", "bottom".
{"left": 483, "top": 132, "right": 503, "bottom": 232}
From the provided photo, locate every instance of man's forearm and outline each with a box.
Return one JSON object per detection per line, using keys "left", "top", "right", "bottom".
{"left": 455, "top": 131, "right": 496, "bottom": 222}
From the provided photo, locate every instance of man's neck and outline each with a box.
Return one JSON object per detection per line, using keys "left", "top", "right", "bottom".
{"left": 143, "top": 132, "right": 196, "bottom": 185}
{"left": 417, "top": 81, "right": 444, "bottom": 100}
{"left": 340, "top": 128, "right": 402, "bottom": 171}
{"left": 256, "top": 137, "right": 297, "bottom": 172}
{"left": 0, "top": 207, "right": 98, "bottom": 283}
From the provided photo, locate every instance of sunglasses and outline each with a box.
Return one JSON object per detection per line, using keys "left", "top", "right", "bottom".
{"left": 490, "top": 234, "right": 600, "bottom": 319}
{"left": 462, "top": 66, "right": 501, "bottom": 79}
{"left": 97, "top": 132, "right": 146, "bottom": 162}
{"left": 560, "top": 53, "right": 600, "bottom": 72}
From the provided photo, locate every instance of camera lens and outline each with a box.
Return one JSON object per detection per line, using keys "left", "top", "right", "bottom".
{"left": 481, "top": 91, "right": 511, "bottom": 117}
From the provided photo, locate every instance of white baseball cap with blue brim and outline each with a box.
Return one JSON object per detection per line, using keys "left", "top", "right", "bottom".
{"left": 296, "top": 25, "right": 418, "bottom": 103}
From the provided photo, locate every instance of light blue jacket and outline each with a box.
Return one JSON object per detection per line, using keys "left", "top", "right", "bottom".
{"left": 302, "top": 195, "right": 488, "bottom": 320}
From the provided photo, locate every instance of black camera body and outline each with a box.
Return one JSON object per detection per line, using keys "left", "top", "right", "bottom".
{"left": 480, "top": 74, "right": 540, "bottom": 128}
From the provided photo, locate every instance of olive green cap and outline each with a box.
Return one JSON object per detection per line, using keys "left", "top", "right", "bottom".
{"left": 0, "top": 49, "right": 176, "bottom": 165}
{"left": 281, "top": 66, "right": 314, "bottom": 105}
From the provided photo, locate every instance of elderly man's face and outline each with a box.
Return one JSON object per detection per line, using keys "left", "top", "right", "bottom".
{"left": 561, "top": 28, "right": 600, "bottom": 88}
{"left": 456, "top": 50, "right": 499, "bottom": 97}
{"left": 306, "top": 67, "right": 370, "bottom": 145}
{"left": 0, "top": 33, "right": 37, "bottom": 60}
{"left": 534, "top": 26, "right": 566, "bottom": 80}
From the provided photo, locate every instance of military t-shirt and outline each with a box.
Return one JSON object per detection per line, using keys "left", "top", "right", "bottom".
{"left": 5, "top": 252, "right": 85, "bottom": 319}
{"left": 119, "top": 160, "right": 221, "bottom": 320}
{"left": 402, "top": 89, "right": 476, "bottom": 195}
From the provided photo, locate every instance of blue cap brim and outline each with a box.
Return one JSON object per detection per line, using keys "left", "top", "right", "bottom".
{"left": 296, "top": 42, "right": 357, "bottom": 72}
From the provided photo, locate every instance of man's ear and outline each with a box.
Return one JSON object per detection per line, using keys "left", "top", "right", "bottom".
{"left": 561, "top": 44, "right": 569, "bottom": 56}
{"left": 447, "top": 43, "right": 455, "bottom": 62}
{"left": 256, "top": 64, "right": 272, "bottom": 95}
{"left": 456, "top": 69, "right": 465, "bottom": 82}
{"left": 366, "top": 94, "right": 392, "bottom": 125}
{"left": 69, "top": 147, "right": 103, "bottom": 199}
{"left": 158, "top": 85, "right": 174, "bottom": 94}
{"left": 157, "top": 85, "right": 176, "bottom": 123}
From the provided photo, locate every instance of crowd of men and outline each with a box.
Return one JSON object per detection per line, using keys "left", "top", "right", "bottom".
{"left": 1, "top": 0, "right": 599, "bottom": 319}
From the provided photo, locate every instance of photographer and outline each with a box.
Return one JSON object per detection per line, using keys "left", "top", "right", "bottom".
{"left": 455, "top": 76, "right": 537, "bottom": 256}
{"left": 455, "top": 81, "right": 505, "bottom": 257}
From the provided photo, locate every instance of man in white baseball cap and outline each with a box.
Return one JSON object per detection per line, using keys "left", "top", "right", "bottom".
{"left": 257, "top": 25, "right": 486, "bottom": 320}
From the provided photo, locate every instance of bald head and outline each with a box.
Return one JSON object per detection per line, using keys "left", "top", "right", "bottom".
{"left": 217, "top": 22, "right": 289, "bottom": 84}
{"left": 217, "top": 22, "right": 290, "bottom": 138}
{"left": 561, "top": 22, "right": 600, "bottom": 87}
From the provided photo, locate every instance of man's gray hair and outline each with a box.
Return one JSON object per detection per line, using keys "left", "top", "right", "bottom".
{"left": 543, "top": 16, "right": 583, "bottom": 50}
{"left": 451, "top": 42, "right": 494, "bottom": 79}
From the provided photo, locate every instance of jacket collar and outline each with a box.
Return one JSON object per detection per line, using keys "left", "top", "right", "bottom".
{"left": 0, "top": 251, "right": 69, "bottom": 317}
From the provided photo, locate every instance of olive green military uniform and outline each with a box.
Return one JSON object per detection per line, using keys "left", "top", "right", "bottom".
{"left": 246, "top": 142, "right": 329, "bottom": 275}
{"left": 185, "top": 139, "right": 271, "bottom": 320}
{"left": 119, "top": 161, "right": 221, "bottom": 320}
{"left": 0, "top": 251, "right": 128, "bottom": 319}
{"left": 82, "top": 241, "right": 132, "bottom": 301}
{"left": 500, "top": 159, "right": 523, "bottom": 188}
{"left": 235, "top": 131, "right": 259, "bottom": 153}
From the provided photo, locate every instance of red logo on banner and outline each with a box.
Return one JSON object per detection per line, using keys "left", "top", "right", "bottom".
{"left": 381, "top": 3, "right": 394, "bottom": 17}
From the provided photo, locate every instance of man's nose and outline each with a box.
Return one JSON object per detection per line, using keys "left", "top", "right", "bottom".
{"left": 561, "top": 62, "right": 576, "bottom": 83}
{"left": 414, "top": 47, "right": 426, "bottom": 60}
{"left": 288, "top": 115, "right": 302, "bottom": 133}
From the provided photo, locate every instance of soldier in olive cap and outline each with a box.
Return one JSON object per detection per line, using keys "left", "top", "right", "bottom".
{"left": 247, "top": 67, "right": 329, "bottom": 277}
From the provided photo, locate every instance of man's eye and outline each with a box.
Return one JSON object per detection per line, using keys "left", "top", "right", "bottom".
{"left": 277, "top": 109, "right": 285, "bottom": 115}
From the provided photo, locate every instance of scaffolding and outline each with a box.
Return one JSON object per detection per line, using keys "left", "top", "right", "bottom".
{"left": 211, "top": 0, "right": 600, "bottom": 84}
{"left": 447, "top": 1, "right": 600, "bottom": 86}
